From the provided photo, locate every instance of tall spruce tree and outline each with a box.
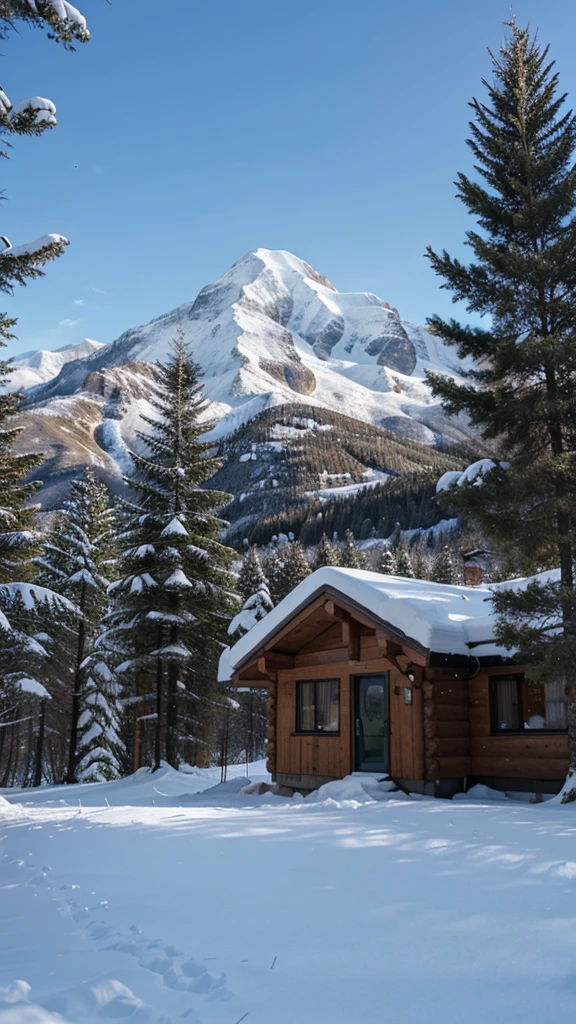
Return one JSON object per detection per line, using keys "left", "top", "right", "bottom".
{"left": 311, "top": 533, "right": 338, "bottom": 571}
{"left": 425, "top": 20, "right": 576, "bottom": 792}
{"left": 37, "top": 468, "right": 116, "bottom": 782}
{"left": 108, "top": 334, "right": 238, "bottom": 771}
{"left": 263, "top": 547, "right": 285, "bottom": 605}
{"left": 279, "top": 541, "right": 310, "bottom": 598}
{"left": 0, "top": 326, "right": 43, "bottom": 584}
{"left": 238, "top": 546, "right": 268, "bottom": 602}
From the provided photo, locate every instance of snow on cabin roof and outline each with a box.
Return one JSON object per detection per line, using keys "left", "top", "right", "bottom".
{"left": 219, "top": 566, "right": 561, "bottom": 681}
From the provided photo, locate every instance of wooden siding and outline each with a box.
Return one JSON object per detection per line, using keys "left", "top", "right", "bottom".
{"left": 468, "top": 670, "right": 569, "bottom": 780}
{"left": 275, "top": 646, "right": 424, "bottom": 781}
{"left": 276, "top": 661, "right": 352, "bottom": 780}
{"left": 422, "top": 675, "right": 472, "bottom": 780}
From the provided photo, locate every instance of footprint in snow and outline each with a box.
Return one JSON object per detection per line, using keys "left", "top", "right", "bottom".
{"left": 84, "top": 920, "right": 231, "bottom": 1002}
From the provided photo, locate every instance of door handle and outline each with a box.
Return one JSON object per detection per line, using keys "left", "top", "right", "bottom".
{"left": 355, "top": 719, "right": 360, "bottom": 737}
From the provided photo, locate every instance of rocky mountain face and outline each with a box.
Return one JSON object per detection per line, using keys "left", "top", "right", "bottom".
{"left": 12, "top": 248, "right": 475, "bottom": 510}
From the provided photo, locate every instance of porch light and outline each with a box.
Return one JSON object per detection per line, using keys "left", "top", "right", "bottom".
{"left": 403, "top": 687, "right": 413, "bottom": 706}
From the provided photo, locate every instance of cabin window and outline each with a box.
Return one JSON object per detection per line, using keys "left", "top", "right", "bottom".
{"left": 490, "top": 675, "right": 567, "bottom": 732}
{"left": 296, "top": 679, "right": 340, "bottom": 733}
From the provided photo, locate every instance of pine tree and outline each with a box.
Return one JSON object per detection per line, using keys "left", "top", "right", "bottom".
{"left": 0, "top": 1, "right": 95, "bottom": 788}
{"left": 430, "top": 546, "right": 456, "bottom": 584}
{"left": 37, "top": 468, "right": 116, "bottom": 782}
{"left": 412, "top": 549, "right": 430, "bottom": 581}
{"left": 229, "top": 583, "right": 273, "bottom": 641}
{"left": 238, "top": 546, "right": 268, "bottom": 602}
{"left": 425, "top": 20, "right": 576, "bottom": 791}
{"left": 107, "top": 333, "right": 238, "bottom": 771}
{"left": 279, "top": 542, "right": 310, "bottom": 598}
{"left": 0, "top": 323, "right": 43, "bottom": 585}
{"left": 376, "top": 547, "right": 397, "bottom": 575}
{"left": 263, "top": 547, "right": 285, "bottom": 605}
{"left": 395, "top": 547, "right": 414, "bottom": 578}
{"left": 338, "top": 529, "right": 365, "bottom": 569}
{"left": 76, "top": 658, "right": 123, "bottom": 783}
{"left": 311, "top": 533, "right": 338, "bottom": 571}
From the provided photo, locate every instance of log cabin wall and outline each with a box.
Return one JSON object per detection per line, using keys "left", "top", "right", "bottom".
{"left": 274, "top": 625, "right": 425, "bottom": 783}
{"left": 469, "top": 667, "right": 569, "bottom": 781}
{"left": 422, "top": 669, "right": 472, "bottom": 781}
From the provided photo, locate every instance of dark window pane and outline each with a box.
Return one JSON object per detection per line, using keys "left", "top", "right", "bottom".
{"left": 491, "top": 675, "right": 567, "bottom": 732}
{"left": 297, "top": 679, "right": 340, "bottom": 733}
{"left": 316, "top": 680, "right": 339, "bottom": 732}
{"left": 522, "top": 680, "right": 546, "bottom": 729}
{"left": 298, "top": 681, "right": 316, "bottom": 732}
{"left": 544, "top": 680, "right": 567, "bottom": 729}
{"left": 494, "top": 676, "right": 520, "bottom": 730}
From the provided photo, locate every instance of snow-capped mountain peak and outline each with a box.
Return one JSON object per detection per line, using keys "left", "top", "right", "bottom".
{"left": 29, "top": 248, "right": 472, "bottom": 446}
{"left": 4, "top": 337, "right": 106, "bottom": 394}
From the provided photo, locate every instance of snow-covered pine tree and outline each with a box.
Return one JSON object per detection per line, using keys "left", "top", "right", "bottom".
{"left": 238, "top": 546, "right": 268, "bottom": 602}
{"left": 0, "top": 324, "right": 43, "bottom": 585}
{"left": 263, "top": 547, "right": 285, "bottom": 606}
{"left": 278, "top": 541, "right": 310, "bottom": 599}
{"left": 430, "top": 545, "right": 456, "bottom": 584}
{"left": 311, "top": 533, "right": 338, "bottom": 571}
{"left": 376, "top": 547, "right": 396, "bottom": 575}
{"left": 227, "top": 549, "right": 272, "bottom": 768}
{"left": 37, "top": 468, "right": 116, "bottom": 783}
{"left": 411, "top": 549, "right": 430, "bottom": 581}
{"left": 395, "top": 547, "right": 414, "bottom": 578}
{"left": 108, "top": 332, "right": 238, "bottom": 771}
{"left": 338, "top": 529, "right": 365, "bottom": 569}
{"left": 0, "top": 1, "right": 93, "bottom": 788}
{"left": 228, "top": 584, "right": 273, "bottom": 642}
{"left": 76, "top": 658, "right": 124, "bottom": 783}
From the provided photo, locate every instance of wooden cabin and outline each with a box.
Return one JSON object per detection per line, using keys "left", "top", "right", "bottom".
{"left": 219, "top": 567, "right": 569, "bottom": 797}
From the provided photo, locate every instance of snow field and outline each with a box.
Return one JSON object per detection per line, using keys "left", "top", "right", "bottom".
{"left": 1, "top": 765, "right": 576, "bottom": 1023}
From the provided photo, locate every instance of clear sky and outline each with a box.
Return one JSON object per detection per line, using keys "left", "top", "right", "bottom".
{"left": 4, "top": 0, "right": 576, "bottom": 356}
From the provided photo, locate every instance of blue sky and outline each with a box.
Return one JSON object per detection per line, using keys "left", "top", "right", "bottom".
{"left": 3, "top": 0, "right": 576, "bottom": 356}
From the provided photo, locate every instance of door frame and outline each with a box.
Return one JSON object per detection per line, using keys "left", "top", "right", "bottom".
{"left": 352, "top": 671, "right": 390, "bottom": 773}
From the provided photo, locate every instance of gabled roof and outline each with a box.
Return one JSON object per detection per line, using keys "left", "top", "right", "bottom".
{"left": 219, "top": 567, "right": 533, "bottom": 681}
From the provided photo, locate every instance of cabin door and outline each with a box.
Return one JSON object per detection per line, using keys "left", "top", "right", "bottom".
{"left": 353, "top": 674, "right": 389, "bottom": 773}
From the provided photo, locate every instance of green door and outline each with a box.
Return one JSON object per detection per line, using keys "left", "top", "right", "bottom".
{"left": 354, "top": 674, "right": 389, "bottom": 772}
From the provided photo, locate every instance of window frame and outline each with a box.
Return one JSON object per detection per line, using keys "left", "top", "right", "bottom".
{"left": 489, "top": 672, "right": 567, "bottom": 735}
{"left": 294, "top": 677, "right": 341, "bottom": 736}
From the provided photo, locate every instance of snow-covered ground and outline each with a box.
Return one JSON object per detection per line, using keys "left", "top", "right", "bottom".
{"left": 2, "top": 765, "right": 576, "bottom": 1024}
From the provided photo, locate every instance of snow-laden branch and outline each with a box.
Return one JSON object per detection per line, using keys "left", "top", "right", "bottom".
{"left": 10, "top": 95, "right": 57, "bottom": 125}
{"left": 0, "top": 233, "right": 69, "bottom": 259}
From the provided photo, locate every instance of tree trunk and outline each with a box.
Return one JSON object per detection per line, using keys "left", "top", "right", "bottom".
{"left": 165, "top": 664, "right": 178, "bottom": 768}
{"left": 66, "top": 582, "right": 87, "bottom": 784}
{"left": 165, "top": 625, "right": 179, "bottom": 768}
{"left": 153, "top": 627, "right": 163, "bottom": 772}
{"left": 33, "top": 699, "right": 46, "bottom": 788}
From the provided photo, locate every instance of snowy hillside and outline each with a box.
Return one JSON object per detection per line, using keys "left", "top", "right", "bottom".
{"left": 4, "top": 337, "right": 105, "bottom": 394}
{"left": 31, "top": 249, "right": 472, "bottom": 446}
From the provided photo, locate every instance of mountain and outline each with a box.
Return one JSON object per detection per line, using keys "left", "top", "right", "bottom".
{"left": 209, "top": 403, "right": 466, "bottom": 546}
{"left": 30, "top": 249, "right": 472, "bottom": 446}
{"left": 12, "top": 249, "right": 478, "bottom": 513}
{"left": 5, "top": 338, "right": 106, "bottom": 394}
